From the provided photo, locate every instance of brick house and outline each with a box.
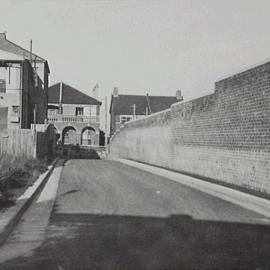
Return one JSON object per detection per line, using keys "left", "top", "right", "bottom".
{"left": 0, "top": 32, "right": 50, "bottom": 132}
{"left": 47, "top": 82, "right": 102, "bottom": 145}
{"left": 109, "top": 87, "right": 183, "bottom": 135}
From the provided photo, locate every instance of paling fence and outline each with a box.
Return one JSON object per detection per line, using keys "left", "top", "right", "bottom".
{"left": 0, "top": 124, "right": 57, "bottom": 159}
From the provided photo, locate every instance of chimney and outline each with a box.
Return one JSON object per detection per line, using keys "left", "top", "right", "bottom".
{"left": 113, "top": 87, "right": 119, "bottom": 97}
{"left": 0, "top": 32, "right": 6, "bottom": 40}
{"left": 176, "top": 90, "right": 183, "bottom": 101}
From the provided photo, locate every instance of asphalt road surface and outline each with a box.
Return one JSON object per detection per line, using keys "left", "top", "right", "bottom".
{"left": 1, "top": 159, "right": 270, "bottom": 270}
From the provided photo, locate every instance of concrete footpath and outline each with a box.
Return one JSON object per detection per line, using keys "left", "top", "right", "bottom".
{"left": 0, "top": 158, "right": 62, "bottom": 247}
{"left": 116, "top": 158, "right": 270, "bottom": 219}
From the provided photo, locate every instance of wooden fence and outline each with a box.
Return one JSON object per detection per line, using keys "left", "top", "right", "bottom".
{"left": 0, "top": 124, "right": 57, "bottom": 159}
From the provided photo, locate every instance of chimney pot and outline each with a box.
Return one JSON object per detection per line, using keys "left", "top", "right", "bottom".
{"left": 0, "top": 32, "right": 6, "bottom": 40}
{"left": 113, "top": 87, "right": 119, "bottom": 97}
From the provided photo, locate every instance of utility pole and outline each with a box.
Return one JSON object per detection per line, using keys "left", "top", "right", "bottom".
{"left": 133, "top": 104, "right": 136, "bottom": 120}
{"left": 105, "top": 96, "right": 108, "bottom": 146}
{"left": 33, "top": 104, "right": 37, "bottom": 132}
{"left": 59, "top": 81, "right": 63, "bottom": 114}
{"left": 30, "top": 39, "right": 32, "bottom": 65}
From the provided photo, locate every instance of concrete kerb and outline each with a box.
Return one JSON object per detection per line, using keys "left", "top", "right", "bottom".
{"left": 115, "top": 158, "right": 270, "bottom": 219}
{"left": 0, "top": 158, "right": 60, "bottom": 247}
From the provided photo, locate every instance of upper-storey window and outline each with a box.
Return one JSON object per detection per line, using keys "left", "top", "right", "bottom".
{"left": 76, "top": 107, "right": 84, "bottom": 116}
{"left": 0, "top": 66, "right": 6, "bottom": 93}
{"left": 120, "top": 115, "right": 132, "bottom": 124}
{"left": 0, "top": 79, "right": 6, "bottom": 93}
{"left": 0, "top": 64, "right": 21, "bottom": 91}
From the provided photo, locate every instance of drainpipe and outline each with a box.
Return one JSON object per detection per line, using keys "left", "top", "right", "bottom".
{"left": 19, "top": 62, "right": 23, "bottom": 128}
{"left": 132, "top": 104, "right": 136, "bottom": 120}
{"left": 30, "top": 40, "right": 32, "bottom": 66}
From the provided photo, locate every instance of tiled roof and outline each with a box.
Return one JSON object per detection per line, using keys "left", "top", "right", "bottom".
{"left": 110, "top": 94, "right": 179, "bottom": 115}
{"left": 148, "top": 95, "right": 178, "bottom": 113}
{"left": 48, "top": 82, "right": 102, "bottom": 105}
{"left": 0, "top": 36, "right": 45, "bottom": 62}
{"left": 110, "top": 95, "right": 148, "bottom": 115}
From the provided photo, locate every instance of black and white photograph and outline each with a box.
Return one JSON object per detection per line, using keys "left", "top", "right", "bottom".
{"left": 0, "top": 0, "right": 270, "bottom": 269}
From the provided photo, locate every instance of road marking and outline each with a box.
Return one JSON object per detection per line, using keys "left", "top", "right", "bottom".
{"left": 156, "top": 190, "right": 161, "bottom": 194}
{"left": 116, "top": 159, "right": 270, "bottom": 218}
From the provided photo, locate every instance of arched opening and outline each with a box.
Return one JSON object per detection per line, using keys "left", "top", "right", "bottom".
{"left": 81, "top": 126, "right": 96, "bottom": 146}
{"left": 99, "top": 130, "right": 105, "bottom": 146}
{"left": 62, "top": 126, "right": 77, "bottom": 145}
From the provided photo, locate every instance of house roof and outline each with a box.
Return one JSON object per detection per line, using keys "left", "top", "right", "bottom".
{"left": 110, "top": 94, "right": 179, "bottom": 115}
{"left": 0, "top": 34, "right": 46, "bottom": 62}
{"left": 0, "top": 33, "right": 50, "bottom": 73}
{"left": 147, "top": 95, "right": 179, "bottom": 113}
{"left": 48, "top": 82, "right": 102, "bottom": 105}
{"left": 110, "top": 95, "right": 148, "bottom": 115}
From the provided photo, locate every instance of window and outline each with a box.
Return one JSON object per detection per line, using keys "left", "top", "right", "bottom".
{"left": 0, "top": 79, "right": 6, "bottom": 93}
{"left": 76, "top": 107, "right": 84, "bottom": 116}
{"left": 120, "top": 116, "right": 132, "bottom": 124}
{"left": 11, "top": 106, "right": 20, "bottom": 123}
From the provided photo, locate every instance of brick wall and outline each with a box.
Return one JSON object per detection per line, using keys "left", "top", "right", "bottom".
{"left": 110, "top": 61, "right": 270, "bottom": 195}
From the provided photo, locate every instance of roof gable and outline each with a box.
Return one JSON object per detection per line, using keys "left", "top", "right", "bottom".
{"left": 0, "top": 38, "right": 45, "bottom": 62}
{"left": 48, "top": 83, "right": 102, "bottom": 105}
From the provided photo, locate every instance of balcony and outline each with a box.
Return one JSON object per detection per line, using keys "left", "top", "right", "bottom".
{"left": 48, "top": 114, "right": 99, "bottom": 124}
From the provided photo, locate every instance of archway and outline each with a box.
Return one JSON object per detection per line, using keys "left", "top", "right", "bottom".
{"left": 62, "top": 126, "right": 77, "bottom": 145}
{"left": 81, "top": 126, "right": 96, "bottom": 145}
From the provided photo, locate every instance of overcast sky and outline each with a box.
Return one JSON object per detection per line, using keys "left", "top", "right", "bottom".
{"left": 1, "top": 0, "right": 270, "bottom": 103}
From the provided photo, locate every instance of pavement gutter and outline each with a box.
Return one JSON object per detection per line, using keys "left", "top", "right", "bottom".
{"left": 0, "top": 158, "right": 59, "bottom": 247}
{"left": 115, "top": 158, "right": 270, "bottom": 219}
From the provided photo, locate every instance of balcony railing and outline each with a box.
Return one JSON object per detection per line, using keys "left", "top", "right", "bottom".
{"left": 48, "top": 114, "right": 99, "bottom": 124}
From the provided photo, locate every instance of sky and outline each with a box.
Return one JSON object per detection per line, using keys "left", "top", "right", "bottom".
{"left": 1, "top": 0, "right": 270, "bottom": 129}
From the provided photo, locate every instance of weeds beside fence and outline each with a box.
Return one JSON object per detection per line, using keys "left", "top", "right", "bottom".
{"left": 0, "top": 155, "right": 48, "bottom": 207}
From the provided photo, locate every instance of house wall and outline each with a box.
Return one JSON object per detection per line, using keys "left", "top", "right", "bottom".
{"left": 59, "top": 104, "right": 97, "bottom": 116}
{"left": 34, "top": 62, "right": 49, "bottom": 121}
{"left": 111, "top": 113, "right": 147, "bottom": 134}
{"left": 110, "top": 61, "right": 270, "bottom": 195}
{"left": 47, "top": 103, "right": 101, "bottom": 146}
{"left": 23, "top": 61, "right": 47, "bottom": 127}
{"left": 0, "top": 60, "right": 48, "bottom": 131}
{"left": 0, "top": 63, "right": 22, "bottom": 130}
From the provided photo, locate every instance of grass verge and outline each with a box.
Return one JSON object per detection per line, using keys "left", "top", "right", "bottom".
{"left": 0, "top": 156, "right": 48, "bottom": 210}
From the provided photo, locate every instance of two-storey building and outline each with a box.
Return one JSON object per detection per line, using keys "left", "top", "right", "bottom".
{"left": 48, "top": 82, "right": 102, "bottom": 145}
{"left": 0, "top": 32, "right": 50, "bottom": 132}
{"left": 110, "top": 87, "right": 183, "bottom": 135}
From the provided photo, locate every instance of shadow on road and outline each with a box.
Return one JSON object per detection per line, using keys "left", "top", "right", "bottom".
{"left": 1, "top": 211, "right": 270, "bottom": 270}
{"left": 59, "top": 145, "right": 101, "bottom": 160}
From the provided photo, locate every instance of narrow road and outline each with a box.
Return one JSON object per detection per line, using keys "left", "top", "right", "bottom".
{"left": 1, "top": 159, "right": 270, "bottom": 269}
